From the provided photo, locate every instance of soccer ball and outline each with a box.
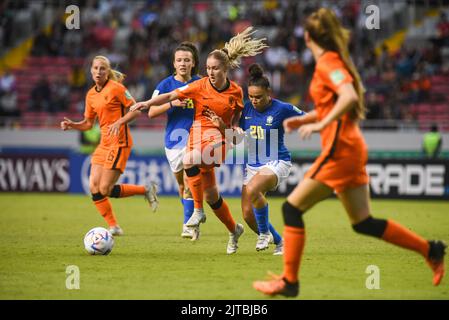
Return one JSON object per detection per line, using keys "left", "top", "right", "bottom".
{"left": 83, "top": 227, "right": 114, "bottom": 255}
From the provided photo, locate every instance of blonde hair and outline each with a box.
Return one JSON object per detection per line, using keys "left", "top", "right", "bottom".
{"left": 92, "top": 55, "right": 126, "bottom": 83}
{"left": 305, "top": 8, "right": 366, "bottom": 120}
{"left": 208, "top": 26, "right": 268, "bottom": 70}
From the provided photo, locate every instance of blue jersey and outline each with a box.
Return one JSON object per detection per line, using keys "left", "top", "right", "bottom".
{"left": 239, "top": 98, "right": 305, "bottom": 166}
{"left": 153, "top": 75, "right": 201, "bottom": 149}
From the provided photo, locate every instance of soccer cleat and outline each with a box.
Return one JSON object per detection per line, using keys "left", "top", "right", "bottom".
{"left": 190, "top": 225, "right": 201, "bottom": 242}
{"left": 181, "top": 224, "right": 193, "bottom": 239}
{"left": 144, "top": 181, "right": 159, "bottom": 212}
{"left": 426, "top": 240, "right": 447, "bottom": 286}
{"left": 227, "top": 223, "right": 244, "bottom": 254}
{"left": 253, "top": 273, "right": 299, "bottom": 297}
{"left": 109, "top": 225, "right": 124, "bottom": 236}
{"left": 269, "top": 233, "right": 274, "bottom": 244}
{"left": 273, "top": 239, "right": 284, "bottom": 256}
{"left": 256, "top": 232, "right": 271, "bottom": 251}
{"left": 185, "top": 208, "right": 206, "bottom": 227}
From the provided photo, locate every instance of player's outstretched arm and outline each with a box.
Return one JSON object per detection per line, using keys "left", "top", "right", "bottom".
{"left": 107, "top": 109, "right": 140, "bottom": 136}
{"left": 148, "top": 100, "right": 187, "bottom": 119}
{"left": 129, "top": 91, "right": 180, "bottom": 112}
{"left": 61, "top": 117, "right": 95, "bottom": 131}
{"left": 283, "top": 110, "right": 317, "bottom": 133}
{"left": 298, "top": 83, "right": 358, "bottom": 139}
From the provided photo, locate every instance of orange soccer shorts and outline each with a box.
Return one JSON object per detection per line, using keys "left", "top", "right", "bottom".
{"left": 186, "top": 136, "right": 229, "bottom": 169}
{"left": 305, "top": 148, "right": 369, "bottom": 194}
{"left": 91, "top": 145, "right": 131, "bottom": 173}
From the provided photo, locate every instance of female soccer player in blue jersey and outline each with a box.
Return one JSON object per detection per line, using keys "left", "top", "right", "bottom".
{"left": 148, "top": 42, "right": 201, "bottom": 240}
{"left": 239, "top": 63, "right": 305, "bottom": 255}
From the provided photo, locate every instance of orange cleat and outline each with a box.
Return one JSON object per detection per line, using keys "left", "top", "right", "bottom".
{"left": 426, "top": 240, "right": 447, "bottom": 286}
{"left": 253, "top": 273, "right": 299, "bottom": 297}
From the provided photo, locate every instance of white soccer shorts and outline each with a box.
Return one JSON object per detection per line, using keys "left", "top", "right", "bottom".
{"left": 243, "top": 160, "right": 292, "bottom": 191}
{"left": 165, "top": 147, "right": 186, "bottom": 173}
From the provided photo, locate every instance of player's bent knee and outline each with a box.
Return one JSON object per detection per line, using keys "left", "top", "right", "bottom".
{"left": 242, "top": 209, "right": 255, "bottom": 222}
{"left": 208, "top": 196, "right": 223, "bottom": 210}
{"left": 91, "top": 192, "right": 105, "bottom": 202}
{"left": 204, "top": 186, "right": 220, "bottom": 205}
{"left": 352, "top": 216, "right": 387, "bottom": 238}
{"left": 185, "top": 166, "right": 200, "bottom": 177}
{"left": 99, "top": 184, "right": 112, "bottom": 197}
{"left": 282, "top": 201, "right": 304, "bottom": 228}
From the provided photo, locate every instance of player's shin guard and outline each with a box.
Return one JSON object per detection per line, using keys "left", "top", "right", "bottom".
{"left": 185, "top": 166, "right": 203, "bottom": 209}
{"left": 92, "top": 192, "right": 117, "bottom": 227}
{"left": 182, "top": 198, "right": 194, "bottom": 224}
{"left": 353, "top": 216, "right": 429, "bottom": 257}
{"left": 209, "top": 196, "right": 236, "bottom": 233}
{"left": 109, "top": 184, "right": 146, "bottom": 198}
{"left": 282, "top": 201, "right": 305, "bottom": 284}
{"left": 253, "top": 205, "right": 269, "bottom": 234}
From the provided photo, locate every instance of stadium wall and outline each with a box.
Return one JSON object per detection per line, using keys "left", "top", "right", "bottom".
{"left": 1, "top": 128, "right": 449, "bottom": 152}
{"left": 1, "top": 145, "right": 448, "bottom": 200}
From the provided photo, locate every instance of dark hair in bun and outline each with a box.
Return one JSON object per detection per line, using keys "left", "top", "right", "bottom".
{"left": 248, "top": 63, "right": 270, "bottom": 89}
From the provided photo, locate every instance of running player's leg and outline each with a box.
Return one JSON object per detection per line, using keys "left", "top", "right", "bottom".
{"left": 90, "top": 164, "right": 121, "bottom": 230}
{"left": 241, "top": 185, "right": 259, "bottom": 234}
{"left": 175, "top": 169, "right": 195, "bottom": 238}
{"left": 203, "top": 168, "right": 243, "bottom": 254}
{"left": 246, "top": 168, "right": 279, "bottom": 251}
{"left": 253, "top": 178, "right": 333, "bottom": 296}
{"left": 339, "top": 184, "right": 446, "bottom": 286}
{"left": 203, "top": 168, "right": 236, "bottom": 233}
{"left": 105, "top": 147, "right": 147, "bottom": 200}
{"left": 183, "top": 149, "right": 204, "bottom": 213}
{"left": 176, "top": 169, "right": 194, "bottom": 225}
{"left": 167, "top": 146, "right": 194, "bottom": 232}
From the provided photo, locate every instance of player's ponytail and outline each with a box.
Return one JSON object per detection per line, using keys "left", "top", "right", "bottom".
{"left": 208, "top": 26, "right": 268, "bottom": 70}
{"left": 92, "top": 55, "right": 126, "bottom": 83}
{"left": 248, "top": 63, "right": 270, "bottom": 90}
{"left": 305, "top": 8, "right": 366, "bottom": 120}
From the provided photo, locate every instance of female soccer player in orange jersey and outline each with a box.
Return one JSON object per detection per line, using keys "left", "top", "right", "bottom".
{"left": 253, "top": 8, "right": 446, "bottom": 297}
{"left": 111, "top": 27, "right": 268, "bottom": 254}
{"left": 60, "top": 56, "right": 158, "bottom": 236}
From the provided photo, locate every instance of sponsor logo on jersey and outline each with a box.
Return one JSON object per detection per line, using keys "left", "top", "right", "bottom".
{"left": 125, "top": 90, "right": 133, "bottom": 100}
{"left": 330, "top": 69, "right": 345, "bottom": 86}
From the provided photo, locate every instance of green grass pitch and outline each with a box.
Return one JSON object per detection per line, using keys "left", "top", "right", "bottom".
{"left": 0, "top": 193, "right": 448, "bottom": 300}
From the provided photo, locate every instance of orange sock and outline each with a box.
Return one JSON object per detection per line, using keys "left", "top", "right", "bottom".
{"left": 211, "top": 198, "right": 236, "bottom": 233}
{"left": 119, "top": 184, "right": 146, "bottom": 197}
{"left": 382, "top": 220, "right": 429, "bottom": 257}
{"left": 186, "top": 173, "right": 203, "bottom": 209}
{"left": 93, "top": 197, "right": 117, "bottom": 227}
{"left": 283, "top": 226, "right": 306, "bottom": 283}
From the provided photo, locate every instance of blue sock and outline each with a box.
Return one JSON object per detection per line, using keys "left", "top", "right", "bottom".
{"left": 253, "top": 204, "right": 269, "bottom": 234}
{"left": 269, "top": 224, "right": 282, "bottom": 245}
{"left": 182, "top": 198, "right": 194, "bottom": 224}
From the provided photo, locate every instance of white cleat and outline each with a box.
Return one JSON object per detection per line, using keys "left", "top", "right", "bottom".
{"left": 269, "top": 233, "right": 274, "bottom": 244}
{"left": 190, "top": 225, "right": 200, "bottom": 241}
{"left": 144, "top": 181, "right": 159, "bottom": 212}
{"left": 227, "top": 223, "right": 244, "bottom": 254}
{"left": 109, "top": 225, "right": 124, "bottom": 236}
{"left": 185, "top": 208, "right": 206, "bottom": 227}
{"left": 181, "top": 224, "right": 193, "bottom": 239}
{"left": 273, "top": 239, "right": 284, "bottom": 256}
{"left": 256, "top": 232, "right": 271, "bottom": 251}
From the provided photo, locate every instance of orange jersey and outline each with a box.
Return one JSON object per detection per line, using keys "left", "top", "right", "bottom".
{"left": 309, "top": 51, "right": 367, "bottom": 158}
{"left": 84, "top": 79, "right": 135, "bottom": 147}
{"left": 306, "top": 51, "right": 369, "bottom": 192}
{"left": 175, "top": 77, "right": 244, "bottom": 134}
